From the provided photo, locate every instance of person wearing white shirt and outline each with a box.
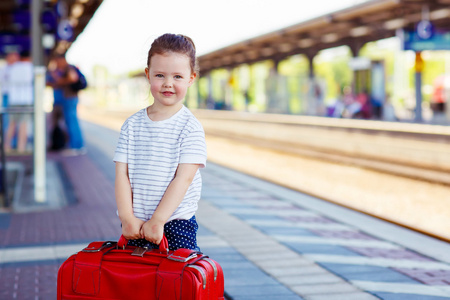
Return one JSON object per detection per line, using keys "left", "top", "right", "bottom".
{"left": 5, "top": 53, "right": 33, "bottom": 152}
{"left": 0, "top": 52, "right": 20, "bottom": 134}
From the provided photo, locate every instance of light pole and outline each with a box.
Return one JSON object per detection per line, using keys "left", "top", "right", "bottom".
{"left": 31, "top": 0, "right": 46, "bottom": 203}
{"left": 414, "top": 51, "right": 424, "bottom": 123}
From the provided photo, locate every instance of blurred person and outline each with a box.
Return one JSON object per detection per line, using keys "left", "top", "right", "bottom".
{"left": 382, "top": 95, "right": 397, "bottom": 122}
{"left": 5, "top": 52, "right": 33, "bottom": 152}
{"left": 354, "top": 89, "right": 371, "bottom": 119}
{"left": 341, "top": 86, "right": 361, "bottom": 118}
{"left": 47, "top": 54, "right": 85, "bottom": 155}
{"left": 0, "top": 51, "right": 20, "bottom": 133}
{"left": 46, "top": 58, "right": 67, "bottom": 151}
{"left": 114, "top": 33, "right": 207, "bottom": 251}
{"left": 370, "top": 94, "right": 383, "bottom": 119}
{"left": 307, "top": 79, "right": 324, "bottom": 116}
{"left": 328, "top": 85, "right": 351, "bottom": 118}
{"left": 312, "top": 80, "right": 326, "bottom": 116}
{"left": 431, "top": 75, "right": 448, "bottom": 123}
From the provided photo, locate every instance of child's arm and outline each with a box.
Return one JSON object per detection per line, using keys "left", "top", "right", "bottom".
{"left": 141, "top": 163, "right": 200, "bottom": 245}
{"left": 115, "top": 162, "right": 144, "bottom": 240}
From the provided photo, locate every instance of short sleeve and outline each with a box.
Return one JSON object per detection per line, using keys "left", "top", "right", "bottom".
{"left": 179, "top": 123, "right": 207, "bottom": 168}
{"left": 113, "top": 120, "right": 129, "bottom": 163}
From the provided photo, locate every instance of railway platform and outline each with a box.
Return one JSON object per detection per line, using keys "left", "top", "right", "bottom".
{"left": 0, "top": 119, "right": 449, "bottom": 299}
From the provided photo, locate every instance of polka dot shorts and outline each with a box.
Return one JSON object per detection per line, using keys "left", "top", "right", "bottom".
{"left": 128, "top": 215, "right": 200, "bottom": 251}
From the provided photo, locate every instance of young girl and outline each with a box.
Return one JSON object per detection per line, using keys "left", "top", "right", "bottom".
{"left": 114, "top": 34, "right": 207, "bottom": 251}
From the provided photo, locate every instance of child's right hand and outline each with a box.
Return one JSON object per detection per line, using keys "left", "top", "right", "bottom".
{"left": 121, "top": 216, "right": 145, "bottom": 240}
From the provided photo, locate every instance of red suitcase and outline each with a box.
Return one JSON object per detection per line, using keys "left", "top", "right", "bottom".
{"left": 57, "top": 235, "right": 224, "bottom": 300}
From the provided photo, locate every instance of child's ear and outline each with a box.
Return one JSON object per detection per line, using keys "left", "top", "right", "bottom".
{"left": 188, "top": 73, "right": 197, "bottom": 86}
{"left": 145, "top": 67, "right": 150, "bottom": 80}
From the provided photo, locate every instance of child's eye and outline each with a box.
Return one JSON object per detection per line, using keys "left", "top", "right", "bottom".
{"left": 174, "top": 75, "right": 182, "bottom": 79}
{"left": 155, "top": 74, "right": 164, "bottom": 78}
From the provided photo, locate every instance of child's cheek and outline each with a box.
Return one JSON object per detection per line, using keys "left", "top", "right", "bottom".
{"left": 150, "top": 85, "right": 160, "bottom": 98}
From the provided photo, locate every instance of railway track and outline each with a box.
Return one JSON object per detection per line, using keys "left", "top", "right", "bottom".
{"left": 194, "top": 109, "right": 450, "bottom": 186}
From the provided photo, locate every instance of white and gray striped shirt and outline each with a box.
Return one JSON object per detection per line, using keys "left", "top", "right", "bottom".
{"left": 113, "top": 105, "right": 207, "bottom": 222}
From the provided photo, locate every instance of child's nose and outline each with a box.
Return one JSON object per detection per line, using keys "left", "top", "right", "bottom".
{"left": 163, "top": 78, "right": 173, "bottom": 87}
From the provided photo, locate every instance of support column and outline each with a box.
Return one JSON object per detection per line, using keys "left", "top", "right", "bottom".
{"left": 206, "top": 73, "right": 214, "bottom": 109}
{"left": 31, "top": 0, "right": 44, "bottom": 65}
{"left": 306, "top": 52, "right": 320, "bottom": 116}
{"left": 444, "top": 53, "right": 450, "bottom": 123}
{"left": 348, "top": 41, "right": 364, "bottom": 59}
{"left": 348, "top": 42, "right": 364, "bottom": 92}
{"left": 266, "top": 59, "right": 284, "bottom": 113}
{"left": 32, "top": 0, "right": 46, "bottom": 203}
{"left": 225, "top": 68, "right": 233, "bottom": 110}
{"left": 414, "top": 52, "right": 424, "bottom": 122}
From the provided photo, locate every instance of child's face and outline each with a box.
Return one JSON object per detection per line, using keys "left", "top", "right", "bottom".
{"left": 145, "top": 52, "right": 196, "bottom": 108}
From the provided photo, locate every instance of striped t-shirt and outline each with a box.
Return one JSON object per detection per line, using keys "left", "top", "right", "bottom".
{"left": 113, "top": 105, "right": 207, "bottom": 222}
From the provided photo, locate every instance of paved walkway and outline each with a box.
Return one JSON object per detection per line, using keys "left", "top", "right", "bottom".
{"left": 0, "top": 120, "right": 449, "bottom": 299}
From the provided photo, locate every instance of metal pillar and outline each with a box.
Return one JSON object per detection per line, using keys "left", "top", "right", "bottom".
{"left": 414, "top": 52, "right": 423, "bottom": 123}
{"left": 207, "top": 73, "right": 214, "bottom": 109}
{"left": 31, "top": 0, "right": 44, "bottom": 66}
{"left": 306, "top": 54, "right": 317, "bottom": 115}
{"left": 32, "top": 0, "right": 46, "bottom": 203}
{"left": 0, "top": 113, "right": 8, "bottom": 207}
{"left": 225, "top": 69, "right": 233, "bottom": 110}
{"left": 33, "top": 67, "right": 46, "bottom": 202}
{"left": 267, "top": 60, "right": 284, "bottom": 113}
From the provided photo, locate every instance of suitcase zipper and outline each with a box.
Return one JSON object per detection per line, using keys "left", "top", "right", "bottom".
{"left": 187, "top": 265, "right": 207, "bottom": 289}
{"left": 202, "top": 258, "right": 218, "bottom": 282}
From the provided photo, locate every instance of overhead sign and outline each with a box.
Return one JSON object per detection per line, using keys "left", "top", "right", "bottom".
{"left": 403, "top": 28, "right": 450, "bottom": 51}
{"left": 0, "top": 3, "right": 58, "bottom": 55}
{"left": 0, "top": 34, "right": 30, "bottom": 55}
{"left": 349, "top": 57, "right": 371, "bottom": 70}
{"left": 416, "top": 20, "right": 433, "bottom": 40}
{"left": 57, "top": 19, "right": 73, "bottom": 41}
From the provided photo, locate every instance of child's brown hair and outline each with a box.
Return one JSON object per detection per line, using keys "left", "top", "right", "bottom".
{"left": 147, "top": 33, "right": 198, "bottom": 75}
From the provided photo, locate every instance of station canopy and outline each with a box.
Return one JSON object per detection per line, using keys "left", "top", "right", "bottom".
{"left": 198, "top": 0, "right": 450, "bottom": 74}
{"left": 0, "top": 0, "right": 103, "bottom": 58}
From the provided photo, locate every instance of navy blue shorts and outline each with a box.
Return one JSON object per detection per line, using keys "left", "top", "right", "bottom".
{"left": 128, "top": 215, "right": 200, "bottom": 251}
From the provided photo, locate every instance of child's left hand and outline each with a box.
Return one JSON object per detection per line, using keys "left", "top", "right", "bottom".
{"left": 141, "top": 218, "right": 165, "bottom": 245}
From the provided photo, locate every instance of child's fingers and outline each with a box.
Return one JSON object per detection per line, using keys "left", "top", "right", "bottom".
{"left": 122, "top": 223, "right": 143, "bottom": 240}
{"left": 142, "top": 231, "right": 159, "bottom": 244}
{"left": 122, "top": 231, "right": 138, "bottom": 240}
